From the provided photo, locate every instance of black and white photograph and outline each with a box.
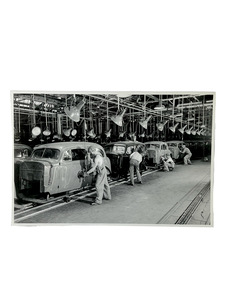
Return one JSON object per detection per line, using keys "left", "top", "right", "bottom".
{"left": 13, "top": 92, "right": 215, "bottom": 225}
{"left": 2, "top": 1, "right": 225, "bottom": 300}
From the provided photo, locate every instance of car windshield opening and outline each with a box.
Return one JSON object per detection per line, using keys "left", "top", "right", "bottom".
{"left": 32, "top": 148, "right": 60, "bottom": 159}
{"left": 149, "top": 144, "right": 160, "bottom": 148}
{"left": 105, "top": 145, "right": 126, "bottom": 154}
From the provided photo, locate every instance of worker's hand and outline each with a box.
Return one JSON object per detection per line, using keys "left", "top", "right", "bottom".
{"left": 78, "top": 170, "right": 88, "bottom": 179}
{"left": 83, "top": 171, "right": 89, "bottom": 177}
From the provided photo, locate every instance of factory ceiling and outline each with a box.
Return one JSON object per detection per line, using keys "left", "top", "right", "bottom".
{"left": 13, "top": 92, "right": 214, "bottom": 141}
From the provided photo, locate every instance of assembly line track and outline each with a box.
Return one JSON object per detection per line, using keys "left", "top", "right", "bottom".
{"left": 14, "top": 168, "right": 158, "bottom": 223}
{"left": 175, "top": 181, "right": 211, "bottom": 224}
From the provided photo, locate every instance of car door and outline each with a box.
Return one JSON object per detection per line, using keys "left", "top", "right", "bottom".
{"left": 161, "top": 143, "right": 166, "bottom": 157}
{"left": 71, "top": 148, "right": 94, "bottom": 188}
{"left": 59, "top": 149, "right": 74, "bottom": 191}
{"left": 59, "top": 148, "right": 92, "bottom": 192}
{"left": 123, "top": 145, "right": 134, "bottom": 171}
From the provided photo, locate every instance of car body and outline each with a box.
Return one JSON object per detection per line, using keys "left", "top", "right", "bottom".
{"left": 144, "top": 141, "right": 171, "bottom": 166}
{"left": 14, "top": 143, "right": 32, "bottom": 199}
{"left": 17, "top": 142, "right": 111, "bottom": 200}
{"left": 104, "top": 141, "right": 146, "bottom": 180}
{"left": 14, "top": 143, "right": 32, "bottom": 160}
{"left": 166, "top": 140, "right": 185, "bottom": 160}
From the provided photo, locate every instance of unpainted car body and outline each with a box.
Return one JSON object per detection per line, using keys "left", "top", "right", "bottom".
{"left": 104, "top": 141, "right": 146, "bottom": 180}
{"left": 166, "top": 140, "right": 184, "bottom": 160}
{"left": 14, "top": 143, "right": 32, "bottom": 160}
{"left": 17, "top": 142, "right": 111, "bottom": 200}
{"left": 14, "top": 143, "right": 32, "bottom": 199}
{"left": 144, "top": 141, "right": 171, "bottom": 167}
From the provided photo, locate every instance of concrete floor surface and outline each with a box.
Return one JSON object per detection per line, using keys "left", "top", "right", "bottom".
{"left": 20, "top": 161, "right": 212, "bottom": 225}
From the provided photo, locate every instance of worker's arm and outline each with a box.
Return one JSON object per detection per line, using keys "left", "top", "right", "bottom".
{"left": 86, "top": 155, "right": 101, "bottom": 175}
{"left": 86, "top": 162, "right": 97, "bottom": 175}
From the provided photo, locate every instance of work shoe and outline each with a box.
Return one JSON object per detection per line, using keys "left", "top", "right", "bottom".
{"left": 137, "top": 181, "right": 143, "bottom": 184}
{"left": 91, "top": 200, "right": 102, "bottom": 205}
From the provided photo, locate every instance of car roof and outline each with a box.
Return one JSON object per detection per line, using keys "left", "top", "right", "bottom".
{"left": 14, "top": 143, "right": 32, "bottom": 150}
{"left": 33, "top": 141, "right": 104, "bottom": 151}
{"left": 166, "top": 140, "right": 184, "bottom": 143}
{"left": 105, "top": 141, "right": 144, "bottom": 146}
{"left": 144, "top": 141, "right": 167, "bottom": 145}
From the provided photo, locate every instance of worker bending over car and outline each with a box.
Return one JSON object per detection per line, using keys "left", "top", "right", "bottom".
{"left": 180, "top": 144, "right": 192, "bottom": 165}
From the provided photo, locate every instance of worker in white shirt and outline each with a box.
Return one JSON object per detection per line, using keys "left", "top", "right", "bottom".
{"left": 180, "top": 144, "right": 192, "bottom": 165}
{"left": 129, "top": 147, "right": 143, "bottom": 186}
{"left": 86, "top": 146, "right": 111, "bottom": 205}
{"left": 161, "top": 153, "right": 175, "bottom": 171}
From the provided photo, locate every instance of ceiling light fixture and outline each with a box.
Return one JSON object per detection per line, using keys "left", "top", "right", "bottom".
{"left": 117, "top": 93, "right": 132, "bottom": 98}
{"left": 87, "top": 128, "right": 96, "bottom": 138}
{"left": 139, "top": 115, "right": 152, "bottom": 129}
{"left": 178, "top": 125, "right": 187, "bottom": 134}
{"left": 64, "top": 98, "right": 86, "bottom": 122}
{"left": 111, "top": 108, "right": 127, "bottom": 127}
{"left": 154, "top": 95, "right": 167, "bottom": 111}
{"left": 169, "top": 123, "right": 179, "bottom": 133}
{"left": 185, "top": 126, "right": 193, "bottom": 135}
{"left": 156, "top": 120, "right": 168, "bottom": 131}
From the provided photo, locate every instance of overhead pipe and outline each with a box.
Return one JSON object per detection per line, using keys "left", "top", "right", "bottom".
{"left": 88, "top": 94, "right": 162, "bottom": 118}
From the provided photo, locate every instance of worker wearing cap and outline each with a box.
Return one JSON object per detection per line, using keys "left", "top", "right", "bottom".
{"left": 86, "top": 146, "right": 111, "bottom": 205}
{"left": 180, "top": 144, "right": 192, "bottom": 165}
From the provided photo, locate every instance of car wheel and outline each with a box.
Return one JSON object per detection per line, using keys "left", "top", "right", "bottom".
{"left": 63, "top": 196, "right": 71, "bottom": 203}
{"left": 111, "top": 172, "right": 120, "bottom": 181}
{"left": 17, "top": 198, "right": 26, "bottom": 205}
{"left": 44, "top": 192, "right": 50, "bottom": 201}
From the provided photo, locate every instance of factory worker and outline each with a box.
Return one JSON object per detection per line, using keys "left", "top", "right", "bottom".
{"left": 129, "top": 146, "right": 143, "bottom": 186}
{"left": 161, "top": 153, "right": 175, "bottom": 171}
{"left": 180, "top": 144, "right": 192, "bottom": 165}
{"left": 86, "top": 146, "right": 111, "bottom": 205}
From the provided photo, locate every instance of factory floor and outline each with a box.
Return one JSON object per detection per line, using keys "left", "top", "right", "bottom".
{"left": 16, "top": 160, "right": 212, "bottom": 225}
